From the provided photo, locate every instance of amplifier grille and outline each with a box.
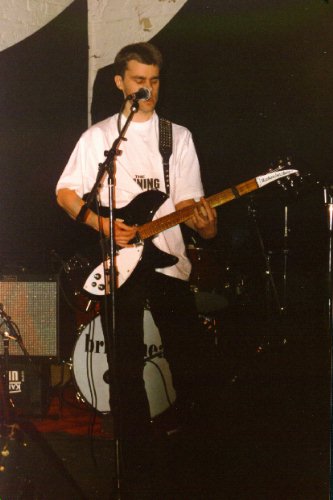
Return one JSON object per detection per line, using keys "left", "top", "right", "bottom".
{"left": 0, "top": 276, "right": 58, "bottom": 358}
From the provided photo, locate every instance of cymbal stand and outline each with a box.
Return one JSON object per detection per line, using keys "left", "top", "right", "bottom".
{"left": 245, "top": 196, "right": 290, "bottom": 359}
{"left": 281, "top": 204, "right": 289, "bottom": 312}
{"left": 323, "top": 186, "right": 333, "bottom": 500}
{"left": 323, "top": 186, "right": 333, "bottom": 336}
{"left": 247, "top": 198, "right": 282, "bottom": 317}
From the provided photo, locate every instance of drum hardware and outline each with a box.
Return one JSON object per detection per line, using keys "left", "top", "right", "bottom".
{"left": 323, "top": 184, "right": 333, "bottom": 333}
{"left": 247, "top": 197, "right": 283, "bottom": 317}
{"left": 187, "top": 245, "right": 229, "bottom": 313}
{"left": 242, "top": 195, "right": 294, "bottom": 358}
{"left": 322, "top": 184, "right": 333, "bottom": 472}
{"left": 199, "top": 314, "right": 220, "bottom": 346}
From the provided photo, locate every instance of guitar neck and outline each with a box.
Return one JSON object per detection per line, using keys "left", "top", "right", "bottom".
{"left": 138, "top": 177, "right": 258, "bottom": 240}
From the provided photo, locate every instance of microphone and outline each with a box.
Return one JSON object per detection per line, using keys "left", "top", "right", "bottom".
{"left": 126, "top": 87, "right": 151, "bottom": 101}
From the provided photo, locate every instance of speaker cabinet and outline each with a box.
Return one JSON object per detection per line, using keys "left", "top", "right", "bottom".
{"left": 6, "top": 360, "right": 50, "bottom": 416}
{"left": 0, "top": 274, "right": 58, "bottom": 358}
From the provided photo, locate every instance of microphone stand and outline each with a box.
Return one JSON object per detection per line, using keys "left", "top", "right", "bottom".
{"left": 0, "top": 326, "right": 11, "bottom": 428}
{"left": 0, "top": 306, "right": 29, "bottom": 433}
{"left": 83, "top": 99, "right": 140, "bottom": 499}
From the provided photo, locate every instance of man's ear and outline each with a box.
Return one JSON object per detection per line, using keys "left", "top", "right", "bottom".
{"left": 114, "top": 75, "right": 124, "bottom": 92}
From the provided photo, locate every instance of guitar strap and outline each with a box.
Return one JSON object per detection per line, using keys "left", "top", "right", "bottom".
{"left": 159, "top": 117, "right": 173, "bottom": 196}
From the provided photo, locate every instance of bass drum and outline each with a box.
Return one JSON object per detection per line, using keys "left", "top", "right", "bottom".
{"left": 72, "top": 310, "right": 176, "bottom": 418}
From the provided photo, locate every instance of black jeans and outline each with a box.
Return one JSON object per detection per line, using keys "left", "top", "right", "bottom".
{"left": 102, "top": 269, "right": 201, "bottom": 440}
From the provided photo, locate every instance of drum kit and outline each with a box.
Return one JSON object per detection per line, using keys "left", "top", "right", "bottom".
{"left": 70, "top": 243, "right": 237, "bottom": 418}
{"left": 187, "top": 244, "right": 231, "bottom": 314}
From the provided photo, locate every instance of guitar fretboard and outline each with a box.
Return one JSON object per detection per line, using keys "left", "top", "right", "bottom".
{"left": 138, "top": 178, "right": 258, "bottom": 240}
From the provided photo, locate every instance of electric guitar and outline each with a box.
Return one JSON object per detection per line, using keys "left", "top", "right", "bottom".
{"left": 61, "top": 162, "right": 298, "bottom": 303}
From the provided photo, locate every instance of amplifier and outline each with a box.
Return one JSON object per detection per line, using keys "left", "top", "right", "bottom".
{"left": 6, "top": 361, "right": 49, "bottom": 416}
{"left": 0, "top": 274, "right": 58, "bottom": 358}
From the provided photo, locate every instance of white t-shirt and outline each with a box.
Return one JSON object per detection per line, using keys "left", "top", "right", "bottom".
{"left": 56, "top": 112, "right": 204, "bottom": 281}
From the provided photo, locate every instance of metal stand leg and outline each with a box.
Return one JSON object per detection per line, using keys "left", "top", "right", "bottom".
{"left": 324, "top": 187, "right": 333, "bottom": 500}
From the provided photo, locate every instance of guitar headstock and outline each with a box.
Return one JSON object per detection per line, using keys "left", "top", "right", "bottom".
{"left": 262, "top": 158, "right": 321, "bottom": 202}
{"left": 256, "top": 157, "right": 299, "bottom": 189}
{"left": 267, "top": 157, "right": 300, "bottom": 193}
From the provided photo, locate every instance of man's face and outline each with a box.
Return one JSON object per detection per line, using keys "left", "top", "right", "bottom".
{"left": 114, "top": 60, "right": 160, "bottom": 119}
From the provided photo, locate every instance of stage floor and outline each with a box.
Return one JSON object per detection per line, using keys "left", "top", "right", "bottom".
{"left": 1, "top": 306, "right": 330, "bottom": 499}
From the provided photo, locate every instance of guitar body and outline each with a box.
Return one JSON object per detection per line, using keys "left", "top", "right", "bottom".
{"left": 113, "top": 189, "right": 170, "bottom": 226}
{"left": 62, "top": 190, "right": 179, "bottom": 301}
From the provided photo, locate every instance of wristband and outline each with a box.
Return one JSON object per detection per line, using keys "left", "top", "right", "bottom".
{"left": 76, "top": 203, "right": 89, "bottom": 223}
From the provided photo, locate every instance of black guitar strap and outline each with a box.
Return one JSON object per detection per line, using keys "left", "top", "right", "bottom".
{"left": 159, "top": 117, "right": 173, "bottom": 196}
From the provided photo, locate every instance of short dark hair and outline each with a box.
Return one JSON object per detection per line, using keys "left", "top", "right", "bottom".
{"left": 114, "top": 42, "right": 163, "bottom": 77}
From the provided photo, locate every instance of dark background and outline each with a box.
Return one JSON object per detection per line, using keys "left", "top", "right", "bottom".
{"left": 0, "top": 0, "right": 331, "bottom": 338}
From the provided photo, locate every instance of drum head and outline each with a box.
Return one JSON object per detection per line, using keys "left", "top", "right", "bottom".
{"left": 72, "top": 311, "right": 176, "bottom": 418}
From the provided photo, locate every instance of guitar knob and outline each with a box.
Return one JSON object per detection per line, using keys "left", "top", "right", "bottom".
{"left": 91, "top": 282, "right": 97, "bottom": 287}
{"left": 94, "top": 273, "right": 101, "bottom": 280}
{"left": 98, "top": 284, "right": 105, "bottom": 291}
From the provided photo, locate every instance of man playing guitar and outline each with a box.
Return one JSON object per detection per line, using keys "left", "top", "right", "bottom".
{"left": 56, "top": 42, "right": 217, "bottom": 480}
